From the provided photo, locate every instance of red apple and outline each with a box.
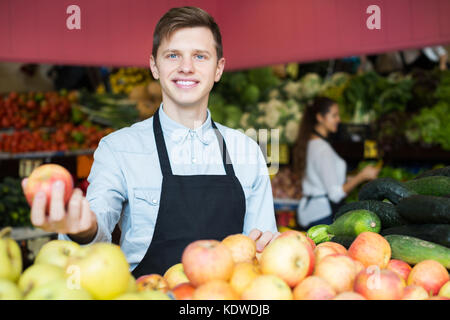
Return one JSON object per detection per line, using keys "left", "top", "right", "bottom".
{"left": 260, "top": 236, "right": 312, "bottom": 287}
{"left": 277, "top": 230, "right": 315, "bottom": 276}
{"left": 193, "top": 280, "right": 239, "bottom": 300}
{"left": 386, "top": 259, "right": 412, "bottom": 282}
{"left": 348, "top": 232, "right": 391, "bottom": 269}
{"left": 136, "top": 274, "right": 169, "bottom": 293}
{"left": 407, "top": 260, "right": 449, "bottom": 296}
{"left": 222, "top": 234, "right": 256, "bottom": 264}
{"left": 182, "top": 240, "right": 234, "bottom": 287}
{"left": 333, "top": 292, "right": 367, "bottom": 300}
{"left": 170, "top": 282, "right": 195, "bottom": 300}
{"left": 402, "top": 285, "right": 429, "bottom": 300}
{"left": 314, "top": 254, "right": 356, "bottom": 293}
{"left": 24, "top": 164, "right": 74, "bottom": 208}
{"left": 293, "top": 276, "right": 336, "bottom": 300}
{"left": 354, "top": 269, "right": 405, "bottom": 300}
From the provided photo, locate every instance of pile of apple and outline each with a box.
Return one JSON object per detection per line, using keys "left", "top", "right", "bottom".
{"left": 1, "top": 228, "right": 450, "bottom": 300}
{"left": 160, "top": 231, "right": 450, "bottom": 300}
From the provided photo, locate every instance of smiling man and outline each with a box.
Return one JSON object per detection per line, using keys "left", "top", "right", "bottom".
{"left": 26, "top": 6, "right": 279, "bottom": 276}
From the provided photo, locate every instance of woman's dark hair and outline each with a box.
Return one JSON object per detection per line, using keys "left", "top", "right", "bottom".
{"left": 292, "top": 97, "right": 337, "bottom": 189}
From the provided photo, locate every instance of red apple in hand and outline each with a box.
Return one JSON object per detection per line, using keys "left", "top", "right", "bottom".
{"left": 23, "top": 164, "right": 74, "bottom": 208}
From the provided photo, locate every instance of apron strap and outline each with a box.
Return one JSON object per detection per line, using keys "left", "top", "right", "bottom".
{"left": 153, "top": 109, "right": 173, "bottom": 176}
{"left": 153, "top": 107, "right": 235, "bottom": 177}
{"left": 211, "top": 120, "right": 235, "bottom": 177}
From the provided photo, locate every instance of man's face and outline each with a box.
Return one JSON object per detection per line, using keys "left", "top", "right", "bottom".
{"left": 150, "top": 27, "right": 225, "bottom": 109}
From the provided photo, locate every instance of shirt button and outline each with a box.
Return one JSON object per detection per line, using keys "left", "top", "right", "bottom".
{"left": 152, "top": 199, "right": 158, "bottom": 204}
{"left": 192, "top": 158, "right": 197, "bottom": 163}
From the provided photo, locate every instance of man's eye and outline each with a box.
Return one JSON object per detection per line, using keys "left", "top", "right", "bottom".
{"left": 196, "top": 55, "right": 205, "bottom": 60}
{"left": 168, "top": 53, "right": 177, "bottom": 59}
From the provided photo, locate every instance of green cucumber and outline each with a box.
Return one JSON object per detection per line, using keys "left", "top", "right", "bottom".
{"left": 358, "top": 178, "right": 417, "bottom": 204}
{"left": 307, "top": 209, "right": 381, "bottom": 244}
{"left": 384, "top": 235, "right": 450, "bottom": 269}
{"left": 381, "top": 224, "right": 450, "bottom": 248}
{"left": 334, "top": 200, "right": 408, "bottom": 228}
{"left": 414, "top": 166, "right": 450, "bottom": 179}
{"left": 404, "top": 176, "right": 450, "bottom": 197}
{"left": 396, "top": 195, "right": 450, "bottom": 224}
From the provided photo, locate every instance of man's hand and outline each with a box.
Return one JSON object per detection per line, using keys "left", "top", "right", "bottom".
{"left": 22, "top": 178, "right": 98, "bottom": 242}
{"left": 248, "top": 229, "right": 281, "bottom": 253}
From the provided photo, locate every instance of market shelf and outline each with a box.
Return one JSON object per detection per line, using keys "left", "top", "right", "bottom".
{"left": 274, "top": 198, "right": 300, "bottom": 211}
{"left": 0, "top": 149, "right": 95, "bottom": 160}
{"left": 11, "top": 227, "right": 56, "bottom": 241}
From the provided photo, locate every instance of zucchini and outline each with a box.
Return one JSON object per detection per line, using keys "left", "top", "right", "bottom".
{"left": 381, "top": 224, "right": 450, "bottom": 248}
{"left": 384, "top": 235, "right": 450, "bottom": 269}
{"left": 307, "top": 209, "right": 381, "bottom": 244}
{"left": 334, "top": 200, "right": 408, "bottom": 228}
{"left": 414, "top": 166, "right": 450, "bottom": 179}
{"left": 358, "top": 178, "right": 417, "bottom": 204}
{"left": 404, "top": 176, "right": 450, "bottom": 197}
{"left": 396, "top": 195, "right": 450, "bottom": 224}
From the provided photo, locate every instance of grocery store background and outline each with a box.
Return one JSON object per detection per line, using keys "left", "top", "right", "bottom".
{"left": 0, "top": 0, "right": 449, "bottom": 263}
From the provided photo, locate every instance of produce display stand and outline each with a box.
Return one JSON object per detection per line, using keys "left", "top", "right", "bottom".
{"left": 10, "top": 227, "right": 57, "bottom": 270}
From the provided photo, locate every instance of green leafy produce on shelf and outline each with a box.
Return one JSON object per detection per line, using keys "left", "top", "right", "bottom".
{"left": 405, "top": 101, "right": 450, "bottom": 150}
{"left": 223, "top": 105, "right": 243, "bottom": 129}
{"left": 0, "top": 177, "right": 32, "bottom": 228}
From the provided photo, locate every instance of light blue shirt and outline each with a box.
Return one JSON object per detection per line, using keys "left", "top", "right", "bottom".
{"left": 59, "top": 105, "right": 277, "bottom": 271}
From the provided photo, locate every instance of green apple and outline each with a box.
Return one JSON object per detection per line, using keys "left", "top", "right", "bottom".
{"left": 0, "top": 228, "right": 23, "bottom": 282}
{"left": 18, "top": 264, "right": 65, "bottom": 295}
{"left": 0, "top": 279, "right": 23, "bottom": 300}
{"left": 126, "top": 274, "right": 138, "bottom": 293}
{"left": 35, "top": 240, "right": 80, "bottom": 269}
{"left": 140, "top": 289, "right": 171, "bottom": 300}
{"left": 24, "top": 279, "right": 92, "bottom": 300}
{"left": 114, "top": 292, "right": 144, "bottom": 300}
{"left": 65, "top": 242, "right": 130, "bottom": 300}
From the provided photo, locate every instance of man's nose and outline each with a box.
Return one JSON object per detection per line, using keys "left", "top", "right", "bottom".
{"left": 178, "top": 56, "right": 194, "bottom": 73}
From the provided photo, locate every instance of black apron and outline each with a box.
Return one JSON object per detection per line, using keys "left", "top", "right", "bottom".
{"left": 132, "top": 109, "right": 246, "bottom": 278}
{"left": 302, "top": 130, "right": 346, "bottom": 220}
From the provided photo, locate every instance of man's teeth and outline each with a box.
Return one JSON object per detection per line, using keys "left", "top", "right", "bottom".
{"left": 176, "top": 80, "right": 196, "bottom": 85}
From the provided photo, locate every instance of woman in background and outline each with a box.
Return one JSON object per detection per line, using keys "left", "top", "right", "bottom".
{"left": 292, "top": 97, "right": 380, "bottom": 229}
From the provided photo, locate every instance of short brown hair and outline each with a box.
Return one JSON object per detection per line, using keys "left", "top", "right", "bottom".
{"left": 152, "top": 6, "right": 223, "bottom": 60}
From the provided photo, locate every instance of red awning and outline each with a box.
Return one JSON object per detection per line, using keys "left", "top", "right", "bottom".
{"left": 0, "top": 0, "right": 449, "bottom": 70}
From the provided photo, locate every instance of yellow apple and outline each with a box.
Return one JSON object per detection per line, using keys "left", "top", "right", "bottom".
{"left": 0, "top": 228, "right": 22, "bottom": 283}
{"left": 35, "top": 240, "right": 80, "bottom": 269}
{"left": 0, "top": 279, "right": 22, "bottom": 300}
{"left": 18, "top": 264, "right": 66, "bottom": 296}
{"left": 65, "top": 242, "right": 130, "bottom": 300}
{"left": 260, "top": 236, "right": 312, "bottom": 287}
{"left": 241, "top": 275, "right": 293, "bottom": 300}
{"left": 229, "top": 262, "right": 260, "bottom": 296}
{"left": 222, "top": 234, "right": 256, "bottom": 264}
{"left": 164, "top": 263, "right": 189, "bottom": 289}
{"left": 140, "top": 289, "right": 171, "bottom": 300}
{"left": 24, "top": 279, "right": 92, "bottom": 300}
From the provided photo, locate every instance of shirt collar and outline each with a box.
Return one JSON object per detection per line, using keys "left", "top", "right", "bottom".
{"left": 158, "top": 103, "right": 215, "bottom": 145}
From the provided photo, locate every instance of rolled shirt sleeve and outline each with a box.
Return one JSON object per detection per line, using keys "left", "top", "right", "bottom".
{"left": 315, "top": 146, "right": 347, "bottom": 204}
{"left": 58, "top": 138, "right": 126, "bottom": 245}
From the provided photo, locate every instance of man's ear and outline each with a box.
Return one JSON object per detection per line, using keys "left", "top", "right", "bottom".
{"left": 149, "top": 55, "right": 159, "bottom": 80}
{"left": 214, "top": 57, "right": 226, "bottom": 82}
{"left": 316, "top": 113, "right": 324, "bottom": 125}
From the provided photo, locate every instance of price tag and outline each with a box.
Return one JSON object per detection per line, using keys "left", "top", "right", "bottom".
{"left": 19, "top": 159, "right": 43, "bottom": 178}
{"left": 364, "top": 140, "right": 378, "bottom": 159}
{"left": 76, "top": 155, "right": 94, "bottom": 179}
